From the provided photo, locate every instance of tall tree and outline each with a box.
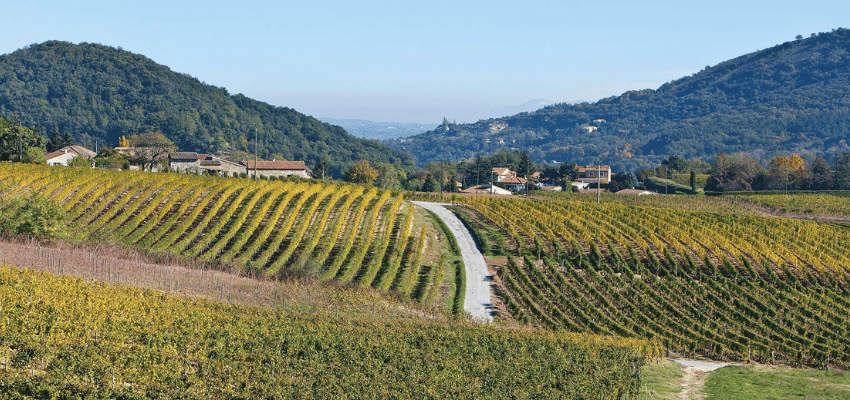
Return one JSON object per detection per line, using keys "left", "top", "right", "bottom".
{"left": 559, "top": 162, "right": 579, "bottom": 181}
{"left": 345, "top": 159, "right": 378, "bottom": 185}
{"left": 421, "top": 173, "right": 439, "bottom": 192}
{"left": 834, "top": 152, "right": 850, "bottom": 190}
{"left": 47, "top": 125, "right": 63, "bottom": 152}
{"left": 518, "top": 150, "right": 532, "bottom": 179}
{"left": 62, "top": 130, "right": 74, "bottom": 147}
{"left": 808, "top": 154, "right": 833, "bottom": 190}
{"left": 128, "top": 131, "right": 176, "bottom": 171}
{"left": 689, "top": 170, "right": 697, "bottom": 191}
{"left": 0, "top": 116, "right": 46, "bottom": 162}
{"left": 767, "top": 154, "right": 808, "bottom": 190}
{"left": 662, "top": 155, "right": 688, "bottom": 173}
{"left": 316, "top": 156, "right": 330, "bottom": 181}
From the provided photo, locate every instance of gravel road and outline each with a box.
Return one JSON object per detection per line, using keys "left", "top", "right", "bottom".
{"left": 411, "top": 201, "right": 494, "bottom": 322}
{"left": 672, "top": 359, "right": 730, "bottom": 370}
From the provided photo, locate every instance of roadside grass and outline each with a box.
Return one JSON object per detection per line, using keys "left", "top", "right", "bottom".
{"left": 640, "top": 358, "right": 684, "bottom": 399}
{"left": 704, "top": 364, "right": 850, "bottom": 399}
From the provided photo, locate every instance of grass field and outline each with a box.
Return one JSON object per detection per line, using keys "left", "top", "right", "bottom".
{"left": 704, "top": 364, "right": 850, "bottom": 399}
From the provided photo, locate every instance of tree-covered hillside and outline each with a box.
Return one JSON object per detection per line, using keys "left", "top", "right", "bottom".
{"left": 0, "top": 41, "right": 415, "bottom": 178}
{"left": 390, "top": 28, "right": 850, "bottom": 170}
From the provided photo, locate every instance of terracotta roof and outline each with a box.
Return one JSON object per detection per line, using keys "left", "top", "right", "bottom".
{"left": 542, "top": 185, "right": 562, "bottom": 191}
{"left": 499, "top": 176, "right": 528, "bottom": 184}
{"left": 576, "top": 165, "right": 611, "bottom": 173}
{"left": 243, "top": 160, "right": 307, "bottom": 171}
{"left": 45, "top": 145, "right": 97, "bottom": 161}
{"left": 492, "top": 167, "right": 513, "bottom": 176}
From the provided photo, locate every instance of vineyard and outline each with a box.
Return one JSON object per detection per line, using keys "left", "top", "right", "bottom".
{"left": 452, "top": 195, "right": 850, "bottom": 369}
{"left": 728, "top": 193, "right": 850, "bottom": 217}
{"left": 0, "top": 164, "right": 458, "bottom": 311}
{"left": 0, "top": 264, "right": 660, "bottom": 398}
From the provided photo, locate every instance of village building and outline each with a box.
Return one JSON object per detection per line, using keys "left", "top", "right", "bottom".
{"left": 46, "top": 145, "right": 97, "bottom": 166}
{"left": 575, "top": 165, "right": 612, "bottom": 184}
{"left": 169, "top": 152, "right": 201, "bottom": 173}
{"left": 460, "top": 184, "right": 512, "bottom": 195}
{"left": 571, "top": 181, "right": 592, "bottom": 190}
{"left": 197, "top": 154, "right": 244, "bottom": 176}
{"left": 491, "top": 167, "right": 514, "bottom": 182}
{"left": 243, "top": 160, "right": 310, "bottom": 179}
{"left": 497, "top": 175, "right": 529, "bottom": 192}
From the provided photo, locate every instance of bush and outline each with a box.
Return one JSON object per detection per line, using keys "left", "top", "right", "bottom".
{"left": 0, "top": 191, "right": 68, "bottom": 239}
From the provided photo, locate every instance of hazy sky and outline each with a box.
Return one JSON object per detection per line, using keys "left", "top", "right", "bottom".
{"left": 2, "top": 1, "right": 847, "bottom": 123}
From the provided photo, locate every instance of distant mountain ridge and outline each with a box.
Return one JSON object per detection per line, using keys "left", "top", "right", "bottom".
{"left": 389, "top": 28, "right": 850, "bottom": 170}
{"left": 318, "top": 118, "right": 438, "bottom": 140}
{"left": 0, "top": 41, "right": 415, "bottom": 178}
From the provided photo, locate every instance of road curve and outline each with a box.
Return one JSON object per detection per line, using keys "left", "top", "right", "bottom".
{"left": 411, "top": 201, "right": 494, "bottom": 322}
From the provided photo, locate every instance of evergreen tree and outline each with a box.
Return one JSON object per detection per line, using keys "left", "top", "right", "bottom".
{"left": 808, "top": 154, "right": 833, "bottom": 190}
{"left": 689, "top": 170, "right": 697, "bottom": 191}
{"left": 421, "top": 173, "right": 439, "bottom": 192}
{"left": 518, "top": 150, "right": 532, "bottom": 178}
{"left": 834, "top": 152, "right": 850, "bottom": 190}
{"left": 62, "top": 130, "right": 74, "bottom": 147}
{"left": 47, "top": 125, "right": 63, "bottom": 152}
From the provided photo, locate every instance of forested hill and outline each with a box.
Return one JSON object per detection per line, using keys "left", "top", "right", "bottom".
{"left": 0, "top": 41, "right": 415, "bottom": 177}
{"left": 389, "top": 28, "right": 850, "bottom": 170}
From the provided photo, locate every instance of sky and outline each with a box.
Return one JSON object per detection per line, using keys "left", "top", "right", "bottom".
{"left": 1, "top": 1, "right": 848, "bottom": 123}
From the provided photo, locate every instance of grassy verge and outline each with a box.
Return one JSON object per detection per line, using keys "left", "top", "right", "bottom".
{"left": 640, "top": 359, "right": 684, "bottom": 399}
{"left": 704, "top": 364, "right": 850, "bottom": 399}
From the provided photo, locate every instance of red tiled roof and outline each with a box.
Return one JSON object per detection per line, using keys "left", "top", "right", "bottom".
{"left": 499, "top": 176, "right": 528, "bottom": 184}
{"left": 243, "top": 160, "right": 306, "bottom": 171}
{"left": 576, "top": 165, "right": 611, "bottom": 173}
{"left": 45, "top": 145, "right": 97, "bottom": 161}
{"left": 491, "top": 167, "right": 513, "bottom": 176}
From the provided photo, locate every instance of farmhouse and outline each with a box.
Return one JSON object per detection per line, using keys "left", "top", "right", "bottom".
{"left": 498, "top": 175, "right": 529, "bottom": 192}
{"left": 46, "top": 145, "right": 97, "bottom": 166}
{"left": 169, "top": 152, "right": 200, "bottom": 173}
{"left": 460, "top": 184, "right": 512, "bottom": 195}
{"left": 491, "top": 167, "right": 514, "bottom": 182}
{"left": 243, "top": 160, "right": 310, "bottom": 179}
{"left": 576, "top": 165, "right": 612, "bottom": 184}
{"left": 197, "top": 154, "right": 244, "bottom": 176}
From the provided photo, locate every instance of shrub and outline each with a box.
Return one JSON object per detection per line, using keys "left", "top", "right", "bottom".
{"left": 0, "top": 191, "right": 68, "bottom": 239}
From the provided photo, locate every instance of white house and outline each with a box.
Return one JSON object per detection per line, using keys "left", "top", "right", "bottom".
{"left": 45, "top": 145, "right": 97, "bottom": 166}
{"left": 491, "top": 167, "right": 514, "bottom": 182}
{"left": 169, "top": 152, "right": 201, "bottom": 173}
{"left": 498, "top": 176, "right": 529, "bottom": 192}
{"left": 243, "top": 160, "right": 310, "bottom": 179}
{"left": 461, "top": 184, "right": 512, "bottom": 195}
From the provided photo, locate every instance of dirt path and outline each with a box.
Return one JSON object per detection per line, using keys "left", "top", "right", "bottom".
{"left": 672, "top": 359, "right": 730, "bottom": 399}
{"left": 411, "top": 201, "right": 494, "bottom": 322}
